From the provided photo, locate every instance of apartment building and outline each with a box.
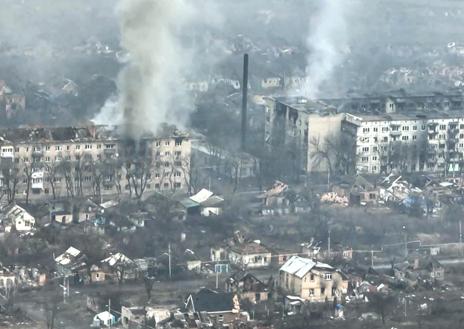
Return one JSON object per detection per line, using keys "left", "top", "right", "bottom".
{"left": 264, "top": 96, "right": 344, "bottom": 172}
{"left": 0, "top": 126, "right": 191, "bottom": 201}
{"left": 342, "top": 112, "right": 464, "bottom": 174}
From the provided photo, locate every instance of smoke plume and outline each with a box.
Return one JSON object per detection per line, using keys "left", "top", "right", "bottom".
{"left": 98, "top": 0, "right": 196, "bottom": 140}
{"left": 303, "top": 0, "right": 351, "bottom": 99}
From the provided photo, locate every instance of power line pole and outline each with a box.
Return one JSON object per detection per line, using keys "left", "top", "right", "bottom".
{"left": 168, "top": 243, "right": 172, "bottom": 279}
{"left": 108, "top": 298, "right": 112, "bottom": 328}
{"left": 460, "top": 221, "right": 463, "bottom": 256}
{"left": 328, "top": 228, "right": 331, "bottom": 259}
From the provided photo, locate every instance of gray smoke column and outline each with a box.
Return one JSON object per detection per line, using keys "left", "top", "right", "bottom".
{"left": 303, "top": 0, "right": 352, "bottom": 99}
{"left": 98, "top": 0, "right": 195, "bottom": 140}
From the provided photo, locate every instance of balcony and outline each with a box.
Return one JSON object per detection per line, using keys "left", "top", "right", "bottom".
{"left": 390, "top": 130, "right": 401, "bottom": 136}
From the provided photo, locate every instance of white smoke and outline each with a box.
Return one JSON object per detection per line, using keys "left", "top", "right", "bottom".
{"left": 96, "top": 0, "right": 196, "bottom": 139}
{"left": 303, "top": 0, "right": 352, "bottom": 99}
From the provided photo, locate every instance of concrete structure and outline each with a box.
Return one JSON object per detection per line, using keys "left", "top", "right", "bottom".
{"left": 342, "top": 112, "right": 464, "bottom": 174}
{"left": 278, "top": 256, "right": 348, "bottom": 302}
{"left": 0, "top": 125, "right": 191, "bottom": 201}
{"left": 264, "top": 96, "right": 344, "bottom": 172}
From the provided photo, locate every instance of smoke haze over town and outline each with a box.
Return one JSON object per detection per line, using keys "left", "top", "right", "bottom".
{"left": 2, "top": 1, "right": 464, "bottom": 328}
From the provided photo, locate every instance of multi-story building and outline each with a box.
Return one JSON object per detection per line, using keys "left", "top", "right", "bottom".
{"left": 342, "top": 112, "right": 464, "bottom": 174}
{"left": 278, "top": 256, "right": 348, "bottom": 302}
{"left": 264, "top": 96, "right": 344, "bottom": 172}
{"left": 0, "top": 125, "right": 191, "bottom": 202}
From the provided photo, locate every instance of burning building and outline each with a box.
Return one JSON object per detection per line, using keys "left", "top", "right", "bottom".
{"left": 0, "top": 125, "right": 191, "bottom": 202}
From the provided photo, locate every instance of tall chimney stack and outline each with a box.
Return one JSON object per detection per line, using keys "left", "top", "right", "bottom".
{"left": 241, "top": 53, "right": 249, "bottom": 151}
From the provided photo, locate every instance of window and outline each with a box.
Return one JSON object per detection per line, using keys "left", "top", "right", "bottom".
{"left": 164, "top": 162, "right": 170, "bottom": 167}
{"left": 163, "top": 183, "right": 169, "bottom": 188}
{"left": 362, "top": 128, "right": 369, "bottom": 133}
{"left": 45, "top": 146, "right": 50, "bottom": 151}
{"left": 362, "top": 147, "right": 369, "bottom": 152}
{"left": 85, "top": 144, "right": 92, "bottom": 149}
{"left": 383, "top": 137, "right": 388, "bottom": 142}
{"left": 55, "top": 145, "right": 62, "bottom": 151}
{"left": 175, "top": 151, "right": 181, "bottom": 157}
{"left": 372, "top": 156, "right": 377, "bottom": 161}
{"left": 97, "top": 144, "right": 102, "bottom": 149}
{"left": 165, "top": 141, "right": 170, "bottom": 146}
{"left": 164, "top": 151, "right": 170, "bottom": 156}
{"left": 14, "top": 147, "right": 19, "bottom": 152}
{"left": 66, "top": 145, "right": 70, "bottom": 151}
{"left": 373, "top": 127, "right": 378, "bottom": 132}
{"left": 155, "top": 173, "right": 160, "bottom": 178}
{"left": 45, "top": 156, "right": 50, "bottom": 162}
{"left": 382, "top": 127, "right": 389, "bottom": 132}
{"left": 155, "top": 183, "right": 160, "bottom": 189}
{"left": 175, "top": 140, "right": 182, "bottom": 146}
{"left": 175, "top": 182, "right": 181, "bottom": 188}
{"left": 155, "top": 141, "right": 161, "bottom": 147}
{"left": 175, "top": 171, "right": 181, "bottom": 177}
{"left": 175, "top": 161, "right": 182, "bottom": 166}
{"left": 23, "top": 157, "right": 29, "bottom": 163}
{"left": 324, "top": 273, "right": 332, "bottom": 280}
{"left": 309, "top": 288, "right": 315, "bottom": 296}
{"left": 421, "top": 125, "right": 426, "bottom": 130}
{"left": 402, "top": 126, "right": 409, "bottom": 131}
{"left": 362, "top": 157, "right": 368, "bottom": 162}
{"left": 76, "top": 144, "right": 81, "bottom": 150}
{"left": 310, "top": 274, "right": 315, "bottom": 281}
{"left": 321, "top": 287, "right": 326, "bottom": 295}
{"left": 413, "top": 125, "right": 417, "bottom": 131}
{"left": 401, "top": 136, "right": 409, "bottom": 141}
{"left": 412, "top": 135, "right": 417, "bottom": 140}
{"left": 440, "top": 124, "right": 446, "bottom": 130}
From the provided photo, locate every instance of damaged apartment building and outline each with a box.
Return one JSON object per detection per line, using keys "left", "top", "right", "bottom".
{"left": 265, "top": 94, "right": 464, "bottom": 176}
{"left": 0, "top": 126, "right": 191, "bottom": 201}
{"left": 264, "top": 96, "right": 344, "bottom": 173}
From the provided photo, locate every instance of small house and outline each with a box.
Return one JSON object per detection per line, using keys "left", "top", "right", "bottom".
{"left": 3, "top": 204, "right": 35, "bottom": 232}
{"left": 225, "top": 271, "right": 270, "bottom": 303}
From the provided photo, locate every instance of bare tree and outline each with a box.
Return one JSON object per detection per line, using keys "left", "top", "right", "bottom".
{"left": 23, "top": 162, "right": 33, "bottom": 205}
{"left": 2, "top": 163, "right": 19, "bottom": 204}
{"left": 61, "top": 160, "right": 75, "bottom": 198}
{"left": 368, "top": 292, "right": 396, "bottom": 325}
{"left": 44, "top": 161, "right": 65, "bottom": 200}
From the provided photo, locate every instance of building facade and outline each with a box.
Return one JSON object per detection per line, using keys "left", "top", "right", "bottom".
{"left": 278, "top": 256, "right": 348, "bottom": 302}
{"left": 264, "top": 97, "right": 344, "bottom": 173}
{"left": 342, "top": 112, "right": 464, "bottom": 174}
{"left": 0, "top": 126, "right": 191, "bottom": 202}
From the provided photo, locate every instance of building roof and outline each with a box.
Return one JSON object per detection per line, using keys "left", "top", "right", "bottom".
{"left": 187, "top": 288, "right": 235, "bottom": 313}
{"left": 272, "top": 96, "right": 333, "bottom": 114}
{"left": 345, "top": 110, "right": 464, "bottom": 125}
{"left": 55, "top": 246, "right": 82, "bottom": 265}
{"left": 101, "top": 252, "right": 134, "bottom": 267}
{"left": 230, "top": 241, "right": 271, "bottom": 255}
{"left": 280, "top": 256, "right": 334, "bottom": 278}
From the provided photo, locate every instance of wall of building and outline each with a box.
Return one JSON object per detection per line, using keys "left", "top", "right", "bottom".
{"left": 0, "top": 130, "right": 191, "bottom": 202}
{"left": 343, "top": 113, "right": 464, "bottom": 174}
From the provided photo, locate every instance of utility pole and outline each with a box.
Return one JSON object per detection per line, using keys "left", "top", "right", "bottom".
{"left": 215, "top": 270, "right": 219, "bottom": 290}
{"left": 403, "top": 225, "right": 408, "bottom": 258}
{"left": 371, "top": 250, "right": 374, "bottom": 268}
{"left": 327, "top": 228, "right": 331, "bottom": 259}
{"left": 168, "top": 243, "right": 172, "bottom": 279}
{"left": 460, "top": 221, "right": 463, "bottom": 256}
{"left": 108, "top": 298, "right": 112, "bottom": 328}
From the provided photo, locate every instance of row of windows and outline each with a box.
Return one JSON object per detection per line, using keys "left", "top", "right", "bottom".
{"left": 155, "top": 140, "right": 183, "bottom": 147}
{"left": 362, "top": 123, "right": 464, "bottom": 134}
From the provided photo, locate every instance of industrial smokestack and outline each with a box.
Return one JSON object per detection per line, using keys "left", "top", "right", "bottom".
{"left": 241, "top": 53, "right": 249, "bottom": 151}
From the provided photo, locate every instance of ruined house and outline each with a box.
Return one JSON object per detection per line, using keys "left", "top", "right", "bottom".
{"left": 278, "top": 256, "right": 349, "bottom": 302}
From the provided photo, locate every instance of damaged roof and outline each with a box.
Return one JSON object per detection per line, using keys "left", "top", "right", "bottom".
{"left": 280, "top": 256, "right": 334, "bottom": 278}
